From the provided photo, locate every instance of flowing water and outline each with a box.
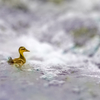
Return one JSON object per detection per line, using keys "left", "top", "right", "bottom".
{"left": 0, "top": 0, "right": 100, "bottom": 100}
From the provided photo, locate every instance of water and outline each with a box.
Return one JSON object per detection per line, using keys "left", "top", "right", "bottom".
{"left": 0, "top": 0, "right": 100, "bottom": 100}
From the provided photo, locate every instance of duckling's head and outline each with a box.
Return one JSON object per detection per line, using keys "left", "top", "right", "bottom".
{"left": 19, "top": 46, "right": 30, "bottom": 53}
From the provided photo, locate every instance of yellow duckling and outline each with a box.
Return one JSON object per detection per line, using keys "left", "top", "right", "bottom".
{"left": 8, "top": 46, "right": 30, "bottom": 69}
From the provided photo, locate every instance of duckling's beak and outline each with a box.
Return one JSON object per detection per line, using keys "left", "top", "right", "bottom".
{"left": 25, "top": 49, "right": 30, "bottom": 52}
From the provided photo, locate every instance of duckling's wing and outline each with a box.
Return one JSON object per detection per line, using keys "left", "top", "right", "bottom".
{"left": 13, "top": 58, "right": 25, "bottom": 65}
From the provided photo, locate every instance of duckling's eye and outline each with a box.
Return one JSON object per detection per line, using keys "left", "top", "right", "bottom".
{"left": 21, "top": 48, "right": 25, "bottom": 50}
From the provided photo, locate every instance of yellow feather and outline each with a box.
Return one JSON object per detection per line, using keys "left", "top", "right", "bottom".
{"left": 8, "top": 46, "right": 30, "bottom": 70}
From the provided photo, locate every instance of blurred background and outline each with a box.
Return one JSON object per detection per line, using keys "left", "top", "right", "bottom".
{"left": 0, "top": 0, "right": 100, "bottom": 55}
{"left": 1, "top": 0, "right": 100, "bottom": 100}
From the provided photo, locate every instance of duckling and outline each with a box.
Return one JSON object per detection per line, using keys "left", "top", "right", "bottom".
{"left": 8, "top": 46, "right": 30, "bottom": 69}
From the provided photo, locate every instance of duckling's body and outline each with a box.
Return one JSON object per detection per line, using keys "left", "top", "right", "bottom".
{"left": 8, "top": 46, "right": 29, "bottom": 69}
